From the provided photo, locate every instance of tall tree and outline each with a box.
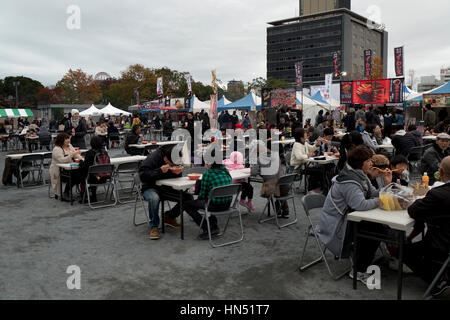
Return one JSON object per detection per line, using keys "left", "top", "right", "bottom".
{"left": 2, "top": 76, "right": 44, "bottom": 107}
{"left": 56, "top": 69, "right": 102, "bottom": 104}
{"left": 246, "top": 77, "right": 290, "bottom": 95}
{"left": 37, "top": 86, "right": 64, "bottom": 104}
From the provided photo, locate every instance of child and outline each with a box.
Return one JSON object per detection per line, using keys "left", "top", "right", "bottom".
{"left": 223, "top": 151, "right": 255, "bottom": 211}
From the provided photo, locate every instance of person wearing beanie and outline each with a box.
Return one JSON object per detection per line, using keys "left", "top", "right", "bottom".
{"left": 64, "top": 108, "right": 87, "bottom": 149}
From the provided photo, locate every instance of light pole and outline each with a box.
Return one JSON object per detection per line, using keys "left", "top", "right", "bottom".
{"left": 13, "top": 81, "right": 20, "bottom": 108}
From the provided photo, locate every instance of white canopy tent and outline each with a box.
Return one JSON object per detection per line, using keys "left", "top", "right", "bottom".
{"left": 296, "top": 92, "right": 330, "bottom": 126}
{"left": 192, "top": 96, "right": 211, "bottom": 114}
{"left": 99, "top": 103, "right": 132, "bottom": 117}
{"left": 79, "top": 104, "right": 100, "bottom": 117}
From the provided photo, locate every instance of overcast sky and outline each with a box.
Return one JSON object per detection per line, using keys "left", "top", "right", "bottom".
{"left": 1, "top": 0, "right": 449, "bottom": 87}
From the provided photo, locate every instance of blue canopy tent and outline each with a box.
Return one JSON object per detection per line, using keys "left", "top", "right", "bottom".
{"left": 217, "top": 93, "right": 261, "bottom": 112}
{"left": 408, "top": 82, "right": 450, "bottom": 104}
{"left": 311, "top": 91, "right": 329, "bottom": 105}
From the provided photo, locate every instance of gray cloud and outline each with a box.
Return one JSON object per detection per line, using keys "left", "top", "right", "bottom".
{"left": 0, "top": 0, "right": 448, "bottom": 87}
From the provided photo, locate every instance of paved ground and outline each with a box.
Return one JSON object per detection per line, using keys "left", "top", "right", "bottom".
{"left": 0, "top": 148, "right": 444, "bottom": 300}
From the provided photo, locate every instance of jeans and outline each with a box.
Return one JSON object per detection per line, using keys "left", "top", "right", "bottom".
{"left": 183, "top": 199, "right": 231, "bottom": 231}
{"left": 142, "top": 188, "right": 161, "bottom": 229}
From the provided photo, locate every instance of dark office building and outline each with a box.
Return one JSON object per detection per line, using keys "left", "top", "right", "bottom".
{"left": 267, "top": 7, "right": 388, "bottom": 87}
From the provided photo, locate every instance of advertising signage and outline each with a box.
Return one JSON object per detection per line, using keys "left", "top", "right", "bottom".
{"left": 340, "top": 78, "right": 404, "bottom": 105}
{"left": 262, "top": 86, "right": 297, "bottom": 109}
{"left": 423, "top": 94, "right": 450, "bottom": 107}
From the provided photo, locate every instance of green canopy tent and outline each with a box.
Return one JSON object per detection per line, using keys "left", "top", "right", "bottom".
{"left": 0, "top": 109, "right": 34, "bottom": 118}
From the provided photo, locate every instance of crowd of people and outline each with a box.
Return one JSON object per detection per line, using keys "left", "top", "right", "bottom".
{"left": 2, "top": 102, "right": 450, "bottom": 297}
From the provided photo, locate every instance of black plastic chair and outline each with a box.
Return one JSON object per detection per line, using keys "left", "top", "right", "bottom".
{"left": 423, "top": 252, "right": 450, "bottom": 300}
{"left": 17, "top": 154, "right": 44, "bottom": 188}
{"left": 82, "top": 164, "right": 117, "bottom": 209}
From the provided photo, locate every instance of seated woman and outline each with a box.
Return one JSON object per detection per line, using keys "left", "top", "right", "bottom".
{"left": 125, "top": 125, "right": 143, "bottom": 156}
{"left": 289, "top": 128, "right": 323, "bottom": 193}
{"left": 79, "top": 136, "right": 109, "bottom": 203}
{"left": 316, "top": 145, "right": 384, "bottom": 285}
{"left": 95, "top": 121, "right": 108, "bottom": 147}
{"left": 49, "top": 133, "right": 83, "bottom": 201}
{"left": 223, "top": 151, "right": 255, "bottom": 212}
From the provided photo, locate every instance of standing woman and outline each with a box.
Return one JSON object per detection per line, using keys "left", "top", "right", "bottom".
{"left": 50, "top": 133, "right": 83, "bottom": 200}
{"left": 64, "top": 109, "right": 87, "bottom": 149}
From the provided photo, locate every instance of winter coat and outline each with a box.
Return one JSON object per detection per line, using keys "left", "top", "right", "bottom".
{"left": 315, "top": 164, "right": 379, "bottom": 258}
{"left": 49, "top": 145, "right": 83, "bottom": 196}
{"left": 64, "top": 119, "right": 87, "bottom": 149}
{"left": 290, "top": 141, "right": 318, "bottom": 169}
{"left": 421, "top": 143, "right": 450, "bottom": 185}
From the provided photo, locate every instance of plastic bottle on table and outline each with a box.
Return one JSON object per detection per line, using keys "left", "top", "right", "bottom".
{"left": 422, "top": 172, "right": 429, "bottom": 188}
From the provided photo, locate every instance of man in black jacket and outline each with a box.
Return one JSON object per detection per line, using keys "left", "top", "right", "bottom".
{"left": 125, "top": 125, "right": 143, "bottom": 155}
{"left": 392, "top": 124, "right": 423, "bottom": 157}
{"left": 64, "top": 109, "right": 87, "bottom": 149}
{"left": 139, "top": 145, "right": 192, "bottom": 240}
{"left": 405, "top": 156, "right": 450, "bottom": 296}
{"left": 421, "top": 133, "right": 450, "bottom": 185}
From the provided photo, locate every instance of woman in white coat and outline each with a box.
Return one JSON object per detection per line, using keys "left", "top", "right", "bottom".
{"left": 50, "top": 133, "right": 83, "bottom": 200}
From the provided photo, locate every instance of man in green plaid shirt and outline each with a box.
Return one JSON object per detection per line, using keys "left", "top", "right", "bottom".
{"left": 183, "top": 162, "right": 233, "bottom": 239}
{"left": 198, "top": 165, "right": 232, "bottom": 205}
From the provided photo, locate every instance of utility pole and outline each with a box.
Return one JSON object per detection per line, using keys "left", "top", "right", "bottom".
{"left": 13, "top": 81, "right": 20, "bottom": 108}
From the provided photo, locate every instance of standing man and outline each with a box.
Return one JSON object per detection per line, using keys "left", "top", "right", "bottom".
{"left": 424, "top": 104, "right": 436, "bottom": 130}
{"left": 64, "top": 109, "right": 87, "bottom": 149}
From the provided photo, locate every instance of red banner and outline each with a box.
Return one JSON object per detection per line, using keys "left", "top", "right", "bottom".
{"left": 394, "top": 47, "right": 404, "bottom": 77}
{"left": 340, "top": 81, "right": 353, "bottom": 104}
{"left": 332, "top": 51, "right": 341, "bottom": 78}
{"left": 350, "top": 79, "right": 404, "bottom": 104}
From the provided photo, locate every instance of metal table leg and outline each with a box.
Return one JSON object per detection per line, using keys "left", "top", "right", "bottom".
{"left": 397, "top": 231, "right": 405, "bottom": 300}
{"left": 353, "top": 222, "right": 358, "bottom": 290}
{"left": 180, "top": 190, "right": 184, "bottom": 240}
{"left": 161, "top": 200, "right": 165, "bottom": 234}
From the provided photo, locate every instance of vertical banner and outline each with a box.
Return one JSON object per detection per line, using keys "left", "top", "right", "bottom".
{"left": 134, "top": 88, "right": 139, "bottom": 105}
{"left": 324, "top": 73, "right": 333, "bottom": 101}
{"left": 295, "top": 61, "right": 303, "bottom": 91}
{"left": 210, "top": 94, "right": 218, "bottom": 118}
{"left": 340, "top": 81, "right": 353, "bottom": 104}
{"left": 394, "top": 47, "right": 404, "bottom": 77}
{"left": 157, "top": 77, "right": 163, "bottom": 101}
{"left": 332, "top": 51, "right": 341, "bottom": 77}
{"left": 211, "top": 69, "right": 217, "bottom": 94}
{"left": 185, "top": 74, "right": 192, "bottom": 97}
{"left": 389, "top": 78, "right": 404, "bottom": 103}
{"left": 364, "top": 50, "right": 373, "bottom": 79}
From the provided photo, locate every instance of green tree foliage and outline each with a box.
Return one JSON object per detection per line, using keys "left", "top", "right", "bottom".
{"left": 246, "top": 77, "right": 291, "bottom": 94}
{"left": 2, "top": 76, "right": 44, "bottom": 107}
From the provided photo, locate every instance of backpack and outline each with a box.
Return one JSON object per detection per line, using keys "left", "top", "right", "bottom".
{"left": 94, "top": 150, "right": 111, "bottom": 180}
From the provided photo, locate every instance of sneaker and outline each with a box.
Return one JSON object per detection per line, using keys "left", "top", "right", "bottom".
{"left": 239, "top": 199, "right": 249, "bottom": 209}
{"left": 247, "top": 202, "right": 256, "bottom": 212}
{"left": 349, "top": 269, "right": 371, "bottom": 286}
{"left": 149, "top": 228, "right": 160, "bottom": 240}
{"left": 282, "top": 211, "right": 290, "bottom": 219}
{"left": 431, "top": 280, "right": 450, "bottom": 297}
{"left": 198, "top": 226, "right": 221, "bottom": 240}
{"left": 164, "top": 217, "right": 181, "bottom": 229}
{"left": 388, "top": 257, "right": 413, "bottom": 274}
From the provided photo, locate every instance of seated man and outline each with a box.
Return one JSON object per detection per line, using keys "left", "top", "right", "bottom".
{"left": 421, "top": 133, "right": 450, "bottom": 185}
{"left": 404, "top": 156, "right": 450, "bottom": 297}
{"left": 125, "top": 125, "right": 143, "bottom": 156}
{"left": 314, "top": 127, "right": 339, "bottom": 156}
{"left": 392, "top": 124, "right": 423, "bottom": 157}
{"left": 183, "top": 152, "right": 233, "bottom": 239}
{"left": 390, "top": 155, "right": 409, "bottom": 186}
{"left": 139, "top": 144, "right": 188, "bottom": 240}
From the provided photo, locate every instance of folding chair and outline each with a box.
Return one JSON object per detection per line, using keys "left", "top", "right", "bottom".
{"left": 407, "top": 146, "right": 424, "bottom": 177}
{"left": 423, "top": 252, "right": 450, "bottom": 300}
{"left": 114, "top": 162, "right": 140, "bottom": 204}
{"left": 17, "top": 154, "right": 44, "bottom": 188}
{"left": 285, "top": 151, "right": 304, "bottom": 193}
{"left": 258, "top": 174, "right": 298, "bottom": 229}
{"left": 82, "top": 164, "right": 117, "bottom": 210}
{"left": 298, "top": 194, "right": 350, "bottom": 280}
{"left": 42, "top": 153, "right": 52, "bottom": 185}
{"left": 132, "top": 175, "right": 150, "bottom": 227}
{"left": 198, "top": 184, "right": 244, "bottom": 248}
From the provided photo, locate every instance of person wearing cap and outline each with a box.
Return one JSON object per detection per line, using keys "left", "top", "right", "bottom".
{"left": 64, "top": 109, "right": 87, "bottom": 149}
{"left": 421, "top": 133, "right": 450, "bottom": 185}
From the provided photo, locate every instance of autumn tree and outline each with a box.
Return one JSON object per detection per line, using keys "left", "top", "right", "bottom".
{"left": 369, "top": 56, "right": 384, "bottom": 80}
{"left": 37, "top": 86, "right": 64, "bottom": 104}
{"left": 56, "top": 69, "right": 102, "bottom": 104}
